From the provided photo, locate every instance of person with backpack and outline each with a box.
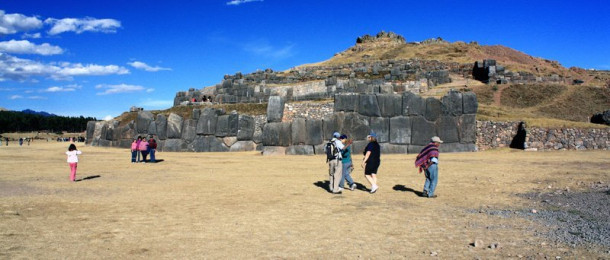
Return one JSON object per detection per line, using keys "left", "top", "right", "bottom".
{"left": 338, "top": 135, "right": 356, "bottom": 191}
{"left": 415, "top": 136, "right": 443, "bottom": 198}
{"left": 326, "top": 132, "right": 345, "bottom": 194}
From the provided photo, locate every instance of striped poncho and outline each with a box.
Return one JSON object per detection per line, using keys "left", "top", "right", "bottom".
{"left": 414, "top": 142, "right": 439, "bottom": 173}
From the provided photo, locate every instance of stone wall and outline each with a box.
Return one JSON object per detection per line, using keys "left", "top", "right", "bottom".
{"left": 477, "top": 121, "right": 610, "bottom": 151}
{"left": 86, "top": 108, "right": 266, "bottom": 152}
{"left": 473, "top": 59, "right": 566, "bottom": 85}
{"left": 262, "top": 90, "right": 478, "bottom": 155}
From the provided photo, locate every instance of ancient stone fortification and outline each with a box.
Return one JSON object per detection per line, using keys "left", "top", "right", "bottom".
{"left": 472, "top": 59, "right": 566, "bottom": 85}
{"left": 88, "top": 90, "right": 478, "bottom": 154}
{"left": 477, "top": 121, "right": 609, "bottom": 151}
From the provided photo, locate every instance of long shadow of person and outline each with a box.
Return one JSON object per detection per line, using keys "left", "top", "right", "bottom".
{"left": 393, "top": 184, "right": 425, "bottom": 197}
{"left": 313, "top": 181, "right": 332, "bottom": 193}
{"left": 75, "top": 175, "right": 101, "bottom": 182}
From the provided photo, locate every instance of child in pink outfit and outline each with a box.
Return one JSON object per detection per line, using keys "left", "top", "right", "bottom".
{"left": 66, "top": 144, "right": 82, "bottom": 182}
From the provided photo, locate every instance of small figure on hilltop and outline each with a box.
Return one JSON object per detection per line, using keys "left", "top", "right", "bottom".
{"left": 325, "top": 132, "right": 344, "bottom": 194}
{"left": 66, "top": 143, "right": 82, "bottom": 182}
{"left": 362, "top": 132, "right": 381, "bottom": 193}
{"left": 415, "top": 136, "right": 443, "bottom": 198}
{"left": 338, "top": 135, "right": 357, "bottom": 191}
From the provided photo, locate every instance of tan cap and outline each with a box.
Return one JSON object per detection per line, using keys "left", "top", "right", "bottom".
{"left": 431, "top": 136, "right": 443, "bottom": 143}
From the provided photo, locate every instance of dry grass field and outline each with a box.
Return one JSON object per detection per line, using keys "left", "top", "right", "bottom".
{"left": 1, "top": 142, "right": 608, "bottom": 259}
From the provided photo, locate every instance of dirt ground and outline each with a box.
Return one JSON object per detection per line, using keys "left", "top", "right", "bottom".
{"left": 0, "top": 142, "right": 608, "bottom": 259}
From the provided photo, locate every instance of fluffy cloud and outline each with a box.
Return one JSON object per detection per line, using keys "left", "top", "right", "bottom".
{"left": 21, "top": 32, "right": 41, "bottom": 39}
{"left": 243, "top": 40, "right": 295, "bottom": 59}
{"left": 227, "top": 0, "right": 263, "bottom": 5}
{"left": 0, "top": 10, "right": 43, "bottom": 35}
{"left": 0, "top": 40, "right": 64, "bottom": 55}
{"left": 128, "top": 61, "right": 171, "bottom": 72}
{"left": 95, "top": 83, "right": 153, "bottom": 95}
{"left": 0, "top": 53, "right": 129, "bottom": 81}
{"left": 44, "top": 84, "right": 81, "bottom": 92}
{"left": 9, "top": 94, "right": 23, "bottom": 99}
{"left": 45, "top": 17, "right": 121, "bottom": 35}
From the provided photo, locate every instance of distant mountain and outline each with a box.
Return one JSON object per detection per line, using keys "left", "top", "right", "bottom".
{"left": 0, "top": 107, "right": 8, "bottom": 111}
{"left": 21, "top": 109, "right": 57, "bottom": 117}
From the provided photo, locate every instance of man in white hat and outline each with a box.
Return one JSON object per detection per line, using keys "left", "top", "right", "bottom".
{"left": 414, "top": 136, "right": 443, "bottom": 198}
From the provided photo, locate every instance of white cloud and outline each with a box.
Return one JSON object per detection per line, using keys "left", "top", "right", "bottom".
{"left": 95, "top": 83, "right": 153, "bottom": 95}
{"left": 103, "top": 115, "right": 114, "bottom": 121}
{"left": 0, "top": 10, "right": 43, "bottom": 35}
{"left": 27, "top": 95, "right": 46, "bottom": 100}
{"left": 44, "top": 84, "right": 81, "bottom": 92}
{"left": 227, "top": 0, "right": 263, "bottom": 5}
{"left": 45, "top": 17, "right": 121, "bottom": 35}
{"left": 128, "top": 61, "right": 171, "bottom": 72}
{"left": 0, "top": 40, "right": 64, "bottom": 55}
{"left": 10, "top": 95, "right": 23, "bottom": 99}
{"left": 22, "top": 32, "right": 41, "bottom": 39}
{"left": 243, "top": 40, "right": 295, "bottom": 59}
{"left": 0, "top": 53, "right": 129, "bottom": 81}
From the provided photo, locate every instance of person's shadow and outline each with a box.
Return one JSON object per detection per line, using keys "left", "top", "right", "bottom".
{"left": 75, "top": 175, "right": 101, "bottom": 182}
{"left": 393, "top": 184, "right": 425, "bottom": 197}
{"left": 313, "top": 181, "right": 369, "bottom": 192}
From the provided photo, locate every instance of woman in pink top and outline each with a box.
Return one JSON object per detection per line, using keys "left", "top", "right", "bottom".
{"left": 131, "top": 138, "right": 138, "bottom": 163}
{"left": 66, "top": 144, "right": 82, "bottom": 182}
{"left": 138, "top": 138, "right": 149, "bottom": 163}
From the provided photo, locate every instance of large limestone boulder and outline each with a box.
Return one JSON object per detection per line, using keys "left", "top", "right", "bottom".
{"left": 136, "top": 111, "right": 154, "bottom": 134}
{"left": 411, "top": 116, "right": 437, "bottom": 146}
{"left": 117, "top": 122, "right": 135, "bottom": 140}
{"left": 436, "top": 116, "right": 459, "bottom": 143}
{"left": 182, "top": 119, "right": 197, "bottom": 143}
{"left": 369, "top": 117, "right": 389, "bottom": 143}
{"left": 462, "top": 92, "right": 478, "bottom": 114}
{"left": 380, "top": 143, "right": 409, "bottom": 154}
{"left": 262, "top": 146, "right": 287, "bottom": 156}
{"left": 267, "top": 96, "right": 285, "bottom": 123}
{"left": 377, "top": 94, "right": 402, "bottom": 117}
{"left": 459, "top": 114, "right": 477, "bottom": 143}
{"left": 155, "top": 114, "right": 168, "bottom": 140}
{"left": 441, "top": 90, "right": 463, "bottom": 116}
{"left": 237, "top": 114, "right": 255, "bottom": 140}
{"left": 323, "top": 112, "right": 345, "bottom": 140}
{"left": 189, "top": 136, "right": 229, "bottom": 152}
{"left": 262, "top": 122, "right": 292, "bottom": 146}
{"left": 286, "top": 145, "right": 315, "bottom": 155}
{"left": 86, "top": 121, "right": 97, "bottom": 144}
{"left": 342, "top": 112, "right": 370, "bottom": 140}
{"left": 215, "top": 115, "right": 230, "bottom": 137}
{"left": 389, "top": 116, "right": 412, "bottom": 144}
{"left": 306, "top": 119, "right": 323, "bottom": 145}
{"left": 229, "top": 141, "right": 257, "bottom": 152}
{"left": 228, "top": 112, "right": 239, "bottom": 136}
{"left": 424, "top": 97, "right": 442, "bottom": 122}
{"left": 334, "top": 93, "right": 359, "bottom": 112}
{"left": 166, "top": 113, "right": 183, "bottom": 139}
{"left": 196, "top": 108, "right": 219, "bottom": 135}
{"left": 402, "top": 92, "right": 425, "bottom": 116}
{"left": 291, "top": 118, "right": 307, "bottom": 145}
{"left": 163, "top": 139, "right": 186, "bottom": 152}
{"left": 358, "top": 94, "right": 381, "bottom": 117}
{"left": 147, "top": 121, "right": 157, "bottom": 136}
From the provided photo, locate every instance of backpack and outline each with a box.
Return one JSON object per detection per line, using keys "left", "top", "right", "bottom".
{"left": 325, "top": 140, "right": 338, "bottom": 161}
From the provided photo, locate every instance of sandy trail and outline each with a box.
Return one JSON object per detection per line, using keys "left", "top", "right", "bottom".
{"left": 1, "top": 142, "right": 608, "bottom": 258}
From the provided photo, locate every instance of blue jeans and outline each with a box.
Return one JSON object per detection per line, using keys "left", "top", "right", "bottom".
{"left": 339, "top": 161, "right": 354, "bottom": 188}
{"left": 131, "top": 151, "right": 137, "bottom": 162}
{"left": 424, "top": 164, "right": 438, "bottom": 197}
{"left": 149, "top": 148, "right": 156, "bottom": 162}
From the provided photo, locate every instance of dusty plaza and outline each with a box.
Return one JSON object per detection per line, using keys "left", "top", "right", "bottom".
{"left": 0, "top": 142, "right": 609, "bottom": 259}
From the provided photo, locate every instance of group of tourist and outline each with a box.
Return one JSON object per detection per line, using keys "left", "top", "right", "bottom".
{"left": 326, "top": 130, "right": 443, "bottom": 198}
{"left": 131, "top": 136, "right": 158, "bottom": 163}
{"left": 191, "top": 96, "right": 214, "bottom": 103}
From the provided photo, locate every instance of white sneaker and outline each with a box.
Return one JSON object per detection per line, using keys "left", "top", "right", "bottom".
{"left": 350, "top": 183, "right": 356, "bottom": 191}
{"left": 370, "top": 186, "right": 378, "bottom": 193}
{"left": 338, "top": 187, "right": 344, "bottom": 192}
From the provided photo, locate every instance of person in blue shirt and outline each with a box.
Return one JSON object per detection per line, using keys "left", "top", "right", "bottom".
{"left": 338, "top": 135, "right": 357, "bottom": 191}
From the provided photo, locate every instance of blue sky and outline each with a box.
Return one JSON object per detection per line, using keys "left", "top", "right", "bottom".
{"left": 0, "top": 0, "right": 608, "bottom": 120}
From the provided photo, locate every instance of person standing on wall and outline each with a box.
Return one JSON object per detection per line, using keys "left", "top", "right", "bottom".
{"left": 361, "top": 132, "right": 381, "bottom": 193}
{"left": 415, "top": 136, "right": 443, "bottom": 198}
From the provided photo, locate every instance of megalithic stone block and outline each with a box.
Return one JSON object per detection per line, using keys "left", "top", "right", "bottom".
{"left": 262, "top": 122, "right": 292, "bottom": 147}
{"left": 358, "top": 94, "right": 381, "bottom": 117}
{"left": 267, "top": 96, "right": 285, "bottom": 123}
{"left": 462, "top": 92, "right": 478, "bottom": 114}
{"left": 411, "top": 116, "right": 437, "bottom": 146}
{"left": 377, "top": 94, "right": 402, "bottom": 117}
{"left": 459, "top": 114, "right": 477, "bottom": 143}
{"left": 436, "top": 116, "right": 459, "bottom": 143}
{"left": 136, "top": 111, "right": 154, "bottom": 134}
{"left": 155, "top": 114, "right": 168, "bottom": 140}
{"left": 181, "top": 119, "right": 197, "bottom": 143}
{"left": 216, "top": 115, "right": 230, "bottom": 137}
{"left": 166, "top": 113, "right": 183, "bottom": 139}
{"left": 237, "top": 114, "right": 255, "bottom": 141}
{"left": 323, "top": 112, "right": 345, "bottom": 140}
{"left": 441, "top": 90, "right": 463, "bottom": 116}
{"left": 197, "top": 108, "right": 219, "bottom": 135}
{"left": 334, "top": 93, "right": 359, "bottom": 112}
{"left": 389, "top": 116, "right": 412, "bottom": 144}
{"left": 402, "top": 92, "right": 425, "bottom": 116}
{"left": 369, "top": 117, "right": 389, "bottom": 143}
{"left": 306, "top": 119, "right": 323, "bottom": 145}
{"left": 291, "top": 118, "right": 307, "bottom": 145}
{"left": 425, "top": 97, "right": 442, "bottom": 122}
{"left": 342, "top": 112, "right": 370, "bottom": 141}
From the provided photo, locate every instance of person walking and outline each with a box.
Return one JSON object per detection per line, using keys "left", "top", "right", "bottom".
{"left": 130, "top": 138, "right": 138, "bottom": 163}
{"left": 148, "top": 137, "right": 157, "bottom": 163}
{"left": 415, "top": 136, "right": 443, "bottom": 198}
{"left": 361, "top": 132, "right": 381, "bottom": 193}
{"left": 139, "top": 138, "right": 149, "bottom": 163}
{"left": 66, "top": 144, "right": 82, "bottom": 182}
{"left": 326, "top": 132, "right": 344, "bottom": 194}
{"left": 338, "top": 135, "right": 357, "bottom": 191}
